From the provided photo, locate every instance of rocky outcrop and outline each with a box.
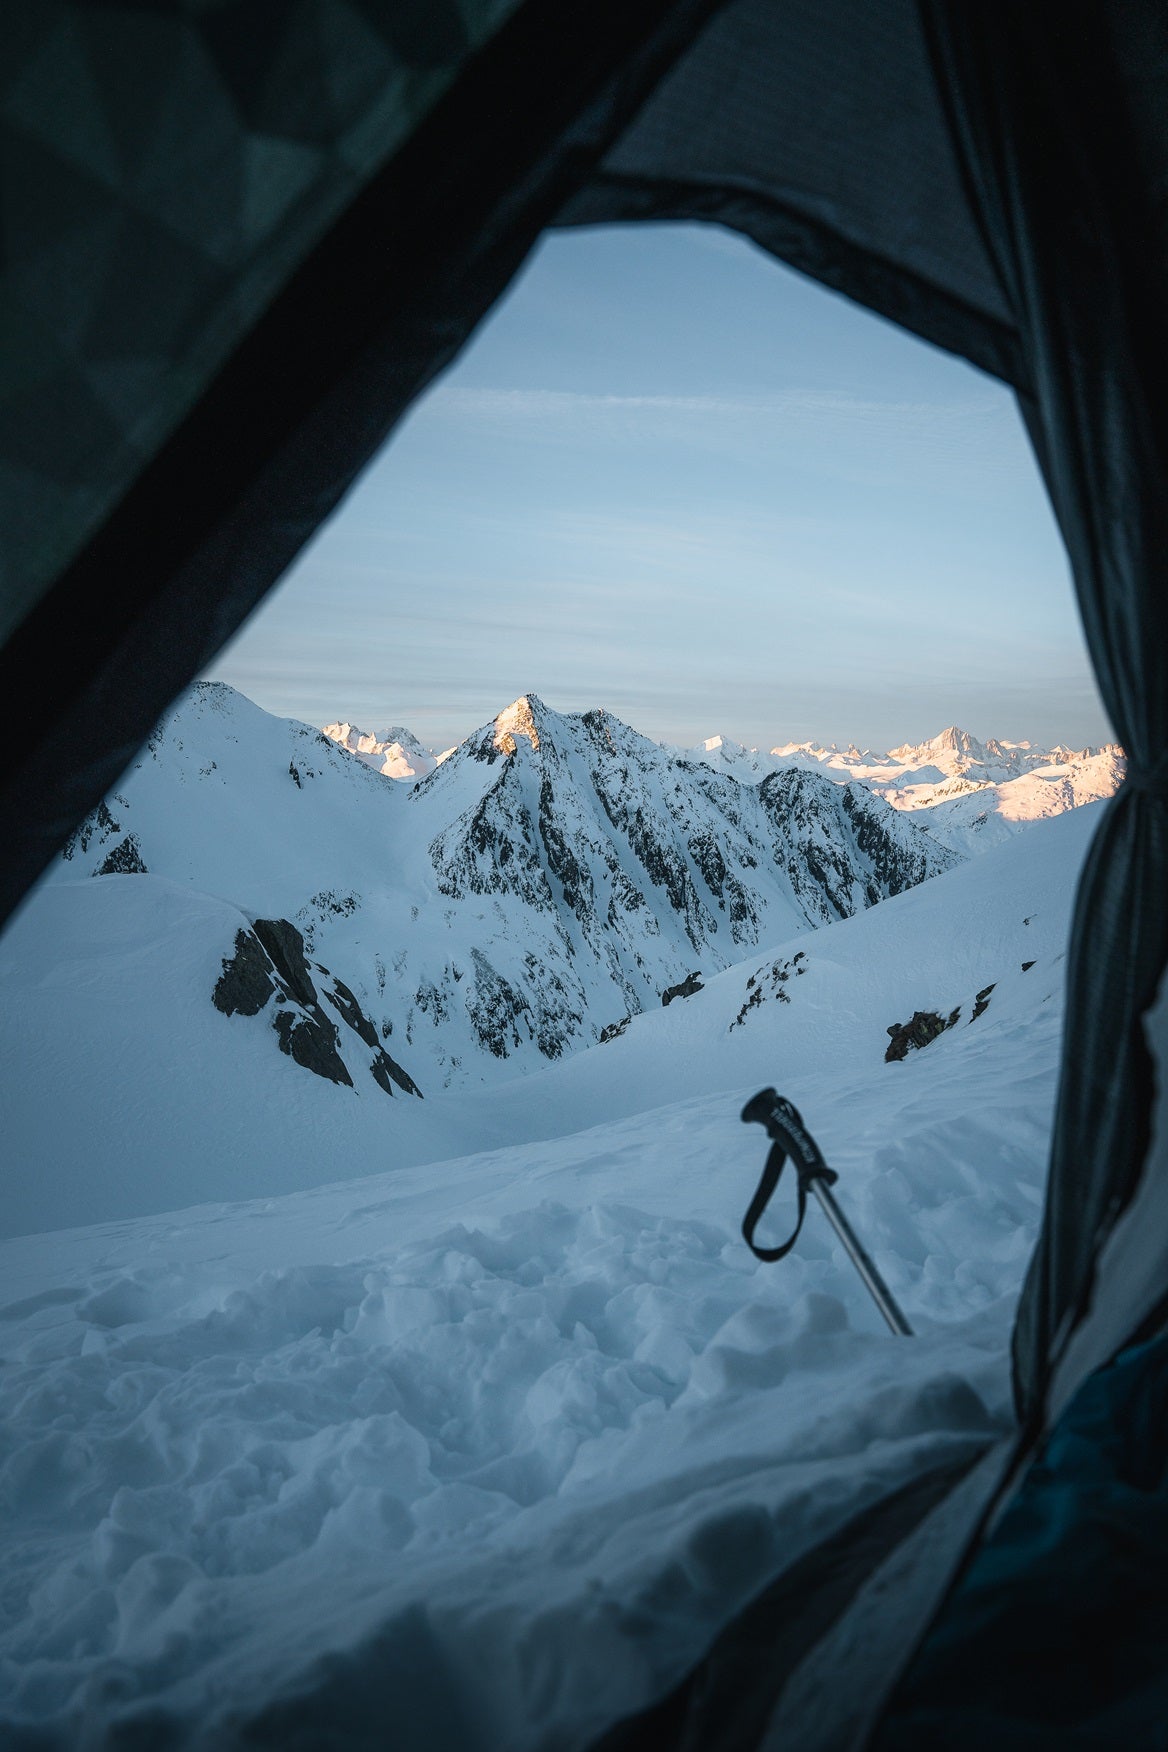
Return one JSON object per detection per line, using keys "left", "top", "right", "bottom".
{"left": 662, "top": 972, "right": 703, "bottom": 1007}
{"left": 213, "top": 931, "right": 276, "bottom": 1017}
{"left": 971, "top": 983, "right": 996, "bottom": 1021}
{"left": 214, "top": 919, "right": 422, "bottom": 1097}
{"left": 885, "top": 1008, "right": 961, "bottom": 1062}
{"left": 96, "top": 835, "right": 147, "bottom": 876}
{"left": 730, "top": 951, "right": 807, "bottom": 1030}
{"left": 885, "top": 978, "right": 1000, "bottom": 1061}
{"left": 759, "top": 769, "right": 955, "bottom": 924}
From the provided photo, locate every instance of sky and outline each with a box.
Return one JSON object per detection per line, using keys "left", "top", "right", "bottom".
{"left": 204, "top": 222, "right": 1112, "bottom": 754}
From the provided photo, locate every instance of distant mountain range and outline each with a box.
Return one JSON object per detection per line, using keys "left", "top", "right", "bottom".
{"left": 689, "top": 725, "right": 1124, "bottom": 854}
{"left": 323, "top": 713, "right": 1124, "bottom": 860}
{"left": 320, "top": 721, "right": 451, "bottom": 780}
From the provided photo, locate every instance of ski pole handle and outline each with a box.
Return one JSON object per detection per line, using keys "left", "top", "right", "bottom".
{"left": 741, "top": 1088, "right": 913, "bottom": 1336}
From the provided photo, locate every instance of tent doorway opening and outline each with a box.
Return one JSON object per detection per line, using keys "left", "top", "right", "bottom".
{"left": 0, "top": 219, "right": 1124, "bottom": 1749}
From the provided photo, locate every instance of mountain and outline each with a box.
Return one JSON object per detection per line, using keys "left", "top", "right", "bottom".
{"left": 687, "top": 725, "right": 1124, "bottom": 852}
{"left": 902, "top": 748, "right": 1125, "bottom": 854}
{"left": 412, "top": 692, "right": 955, "bottom": 1063}
{"left": 321, "top": 719, "right": 446, "bottom": 780}
{"left": 28, "top": 684, "right": 955, "bottom": 1113}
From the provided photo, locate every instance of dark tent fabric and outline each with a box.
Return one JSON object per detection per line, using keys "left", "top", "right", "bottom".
{"left": 874, "top": 1331, "right": 1168, "bottom": 1749}
{"left": 3, "top": 0, "right": 1168, "bottom": 1745}
{"left": 0, "top": 0, "right": 723, "bottom": 927}
{"left": 590, "top": 1449, "right": 988, "bottom": 1752}
{"left": 917, "top": 2, "right": 1168, "bottom": 1424}
{"left": 558, "top": 0, "right": 1024, "bottom": 387}
{"left": 0, "top": 0, "right": 523, "bottom": 648}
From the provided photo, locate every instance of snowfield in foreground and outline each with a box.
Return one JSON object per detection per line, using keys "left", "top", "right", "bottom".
{"left": 0, "top": 806, "right": 1101, "bottom": 1747}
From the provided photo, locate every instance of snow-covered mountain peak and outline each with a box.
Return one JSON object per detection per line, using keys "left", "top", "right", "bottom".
{"left": 379, "top": 724, "right": 427, "bottom": 755}
{"left": 888, "top": 725, "right": 988, "bottom": 767}
{"left": 322, "top": 717, "right": 439, "bottom": 780}
{"left": 494, "top": 693, "right": 544, "bottom": 755}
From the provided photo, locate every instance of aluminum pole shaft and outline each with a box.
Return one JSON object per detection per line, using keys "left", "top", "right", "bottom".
{"left": 810, "top": 1179, "right": 913, "bottom": 1336}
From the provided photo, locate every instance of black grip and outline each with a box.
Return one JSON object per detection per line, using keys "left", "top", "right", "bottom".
{"left": 740, "top": 1088, "right": 837, "bottom": 1262}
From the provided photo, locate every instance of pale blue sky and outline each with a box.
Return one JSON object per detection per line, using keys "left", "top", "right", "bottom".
{"left": 205, "top": 223, "right": 1112, "bottom": 753}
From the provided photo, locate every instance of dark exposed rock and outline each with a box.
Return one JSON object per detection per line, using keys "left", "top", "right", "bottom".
{"left": 309, "top": 889, "right": 359, "bottom": 921}
{"left": 253, "top": 918, "right": 317, "bottom": 1009}
{"left": 840, "top": 783, "right": 939, "bottom": 896}
{"left": 971, "top": 983, "right": 996, "bottom": 1022}
{"left": 599, "top": 1016, "right": 632, "bottom": 1044}
{"left": 687, "top": 830, "right": 728, "bottom": 903}
{"left": 214, "top": 917, "right": 422, "bottom": 1097}
{"left": 729, "top": 952, "right": 804, "bottom": 1030}
{"left": 597, "top": 780, "right": 712, "bottom": 951}
{"left": 468, "top": 948, "right": 531, "bottom": 1058}
{"left": 539, "top": 775, "right": 593, "bottom": 921}
{"left": 885, "top": 1008, "right": 961, "bottom": 1062}
{"left": 370, "top": 1048, "right": 423, "bottom": 1097}
{"left": 214, "top": 930, "right": 277, "bottom": 1017}
{"left": 95, "top": 834, "right": 148, "bottom": 875}
{"left": 273, "top": 1007, "right": 352, "bottom": 1087}
{"left": 758, "top": 770, "right": 955, "bottom": 927}
{"left": 325, "top": 978, "right": 379, "bottom": 1048}
{"left": 1022, "top": 960, "right": 1036, "bottom": 972}
{"left": 63, "top": 799, "right": 120, "bottom": 860}
{"left": 662, "top": 971, "right": 703, "bottom": 1007}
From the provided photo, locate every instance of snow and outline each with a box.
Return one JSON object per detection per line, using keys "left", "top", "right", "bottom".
{"left": 321, "top": 720, "right": 441, "bottom": 780}
{"left": 687, "top": 725, "right": 1123, "bottom": 852}
{"left": 493, "top": 694, "right": 543, "bottom": 752}
{"left": 0, "top": 796, "right": 1104, "bottom": 1745}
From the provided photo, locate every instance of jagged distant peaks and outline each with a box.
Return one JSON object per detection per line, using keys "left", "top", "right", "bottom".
{"left": 321, "top": 718, "right": 443, "bottom": 780}
{"left": 318, "top": 694, "right": 1122, "bottom": 843}
{"left": 888, "top": 725, "right": 988, "bottom": 765}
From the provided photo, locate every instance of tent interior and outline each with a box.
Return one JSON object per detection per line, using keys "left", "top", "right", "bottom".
{"left": 2, "top": 1, "right": 1166, "bottom": 1743}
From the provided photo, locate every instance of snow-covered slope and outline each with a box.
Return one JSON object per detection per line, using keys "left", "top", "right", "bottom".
{"left": 35, "top": 684, "right": 955, "bottom": 1101}
{"left": 902, "top": 748, "right": 1125, "bottom": 854}
{"left": 2, "top": 769, "right": 1097, "bottom": 1240}
{"left": 0, "top": 804, "right": 1104, "bottom": 1747}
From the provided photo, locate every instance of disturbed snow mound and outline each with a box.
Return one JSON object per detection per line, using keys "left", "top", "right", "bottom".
{"left": 0, "top": 1177, "right": 1010, "bottom": 1750}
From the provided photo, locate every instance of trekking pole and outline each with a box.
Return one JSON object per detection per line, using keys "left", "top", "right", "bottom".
{"left": 740, "top": 1087, "right": 913, "bottom": 1337}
